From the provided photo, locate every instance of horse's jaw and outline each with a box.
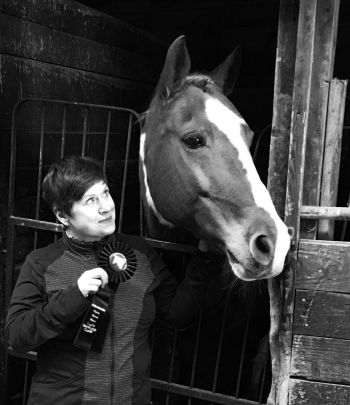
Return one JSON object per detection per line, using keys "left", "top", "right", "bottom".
{"left": 227, "top": 251, "right": 280, "bottom": 282}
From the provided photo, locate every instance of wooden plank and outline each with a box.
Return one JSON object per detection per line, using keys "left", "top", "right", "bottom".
{"left": 0, "top": 54, "right": 152, "bottom": 118}
{"left": 294, "top": 290, "right": 350, "bottom": 338}
{"left": 296, "top": 239, "right": 350, "bottom": 293}
{"left": 267, "top": 6, "right": 299, "bottom": 398}
{"left": 300, "top": 0, "right": 340, "bottom": 239}
{"left": 268, "top": 0, "right": 299, "bottom": 217}
{"left": 291, "top": 335, "right": 350, "bottom": 384}
{"left": 0, "top": 14, "right": 159, "bottom": 84}
{"left": 0, "top": 0, "right": 164, "bottom": 55}
{"left": 318, "top": 78, "right": 348, "bottom": 239}
{"left": 270, "top": 1, "right": 318, "bottom": 404}
{"left": 289, "top": 379, "right": 350, "bottom": 405}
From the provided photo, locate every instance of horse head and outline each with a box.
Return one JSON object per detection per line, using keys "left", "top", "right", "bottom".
{"left": 139, "top": 35, "right": 290, "bottom": 281}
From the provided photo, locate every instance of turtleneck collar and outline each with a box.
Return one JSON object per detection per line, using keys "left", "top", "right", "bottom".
{"left": 62, "top": 231, "right": 114, "bottom": 256}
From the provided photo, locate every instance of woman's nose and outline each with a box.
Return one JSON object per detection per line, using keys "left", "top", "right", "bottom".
{"left": 99, "top": 197, "right": 114, "bottom": 213}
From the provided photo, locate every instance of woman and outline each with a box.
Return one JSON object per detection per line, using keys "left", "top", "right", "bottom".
{"left": 5, "top": 155, "right": 230, "bottom": 405}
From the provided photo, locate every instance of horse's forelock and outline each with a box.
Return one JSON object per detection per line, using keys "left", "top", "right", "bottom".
{"left": 184, "top": 74, "right": 214, "bottom": 90}
{"left": 146, "top": 73, "right": 213, "bottom": 115}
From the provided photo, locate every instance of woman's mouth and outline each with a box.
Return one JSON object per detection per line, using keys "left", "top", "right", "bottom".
{"left": 99, "top": 216, "right": 113, "bottom": 223}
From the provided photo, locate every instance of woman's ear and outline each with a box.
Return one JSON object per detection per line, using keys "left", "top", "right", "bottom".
{"left": 54, "top": 209, "right": 70, "bottom": 227}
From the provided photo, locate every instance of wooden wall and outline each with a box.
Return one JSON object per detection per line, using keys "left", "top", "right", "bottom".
{"left": 290, "top": 239, "right": 350, "bottom": 404}
{"left": 0, "top": 0, "right": 164, "bottom": 192}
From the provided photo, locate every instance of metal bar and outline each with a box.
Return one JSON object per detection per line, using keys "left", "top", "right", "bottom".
{"left": 52, "top": 104, "right": 68, "bottom": 243}
{"left": 212, "top": 288, "right": 231, "bottom": 395}
{"left": 22, "top": 360, "right": 29, "bottom": 405}
{"left": 81, "top": 107, "right": 88, "bottom": 157}
{"left": 5, "top": 101, "right": 20, "bottom": 310}
{"left": 145, "top": 237, "right": 195, "bottom": 254}
{"left": 7, "top": 348, "right": 37, "bottom": 362}
{"left": 300, "top": 205, "right": 350, "bottom": 219}
{"left": 187, "top": 311, "right": 203, "bottom": 405}
{"left": 60, "top": 105, "right": 67, "bottom": 158}
{"left": 258, "top": 351, "right": 269, "bottom": 404}
{"left": 165, "top": 330, "right": 178, "bottom": 405}
{"left": 14, "top": 97, "right": 140, "bottom": 117}
{"left": 9, "top": 216, "right": 64, "bottom": 232}
{"left": 151, "top": 379, "right": 259, "bottom": 405}
{"left": 235, "top": 312, "right": 252, "bottom": 397}
{"left": 118, "top": 113, "right": 133, "bottom": 233}
{"left": 12, "top": 129, "right": 124, "bottom": 136}
{"left": 34, "top": 104, "right": 46, "bottom": 248}
{"left": 103, "top": 110, "right": 112, "bottom": 173}
{"left": 167, "top": 330, "right": 178, "bottom": 382}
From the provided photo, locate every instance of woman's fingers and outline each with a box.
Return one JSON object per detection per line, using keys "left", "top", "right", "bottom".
{"left": 77, "top": 268, "right": 109, "bottom": 297}
{"left": 87, "top": 268, "right": 108, "bottom": 287}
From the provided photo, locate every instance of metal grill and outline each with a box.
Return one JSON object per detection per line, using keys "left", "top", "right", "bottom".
{"left": 4, "top": 98, "right": 270, "bottom": 405}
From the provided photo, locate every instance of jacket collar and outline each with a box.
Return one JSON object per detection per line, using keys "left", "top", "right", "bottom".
{"left": 62, "top": 231, "right": 114, "bottom": 256}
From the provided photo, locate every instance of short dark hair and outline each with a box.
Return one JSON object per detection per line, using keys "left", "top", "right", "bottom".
{"left": 42, "top": 156, "right": 107, "bottom": 216}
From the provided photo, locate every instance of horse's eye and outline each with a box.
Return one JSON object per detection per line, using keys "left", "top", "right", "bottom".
{"left": 183, "top": 134, "right": 205, "bottom": 149}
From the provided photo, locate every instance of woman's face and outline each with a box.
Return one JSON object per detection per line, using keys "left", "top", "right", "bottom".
{"left": 64, "top": 181, "right": 116, "bottom": 241}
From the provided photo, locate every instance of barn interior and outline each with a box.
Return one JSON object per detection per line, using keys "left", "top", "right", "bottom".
{"left": 1, "top": 0, "right": 350, "bottom": 404}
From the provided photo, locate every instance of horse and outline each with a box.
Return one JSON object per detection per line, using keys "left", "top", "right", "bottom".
{"left": 139, "top": 35, "right": 290, "bottom": 282}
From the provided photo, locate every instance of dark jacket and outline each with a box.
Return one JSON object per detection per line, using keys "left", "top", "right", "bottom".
{"left": 5, "top": 232, "right": 230, "bottom": 405}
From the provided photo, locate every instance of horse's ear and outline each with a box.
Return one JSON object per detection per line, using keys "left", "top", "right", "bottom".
{"left": 210, "top": 45, "right": 241, "bottom": 96}
{"left": 155, "top": 35, "right": 191, "bottom": 101}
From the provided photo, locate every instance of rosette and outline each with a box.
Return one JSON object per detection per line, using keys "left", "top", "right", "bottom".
{"left": 98, "top": 241, "right": 137, "bottom": 285}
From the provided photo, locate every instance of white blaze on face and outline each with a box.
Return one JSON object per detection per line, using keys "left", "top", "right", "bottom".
{"left": 139, "top": 132, "right": 174, "bottom": 227}
{"left": 205, "top": 97, "right": 290, "bottom": 274}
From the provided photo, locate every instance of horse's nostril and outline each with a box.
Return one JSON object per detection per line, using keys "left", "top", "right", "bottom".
{"left": 250, "top": 234, "right": 273, "bottom": 266}
{"left": 255, "top": 235, "right": 271, "bottom": 254}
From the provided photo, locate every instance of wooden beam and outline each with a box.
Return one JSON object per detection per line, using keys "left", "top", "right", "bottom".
{"left": 268, "top": 0, "right": 298, "bottom": 217}
{"left": 291, "top": 335, "right": 350, "bottom": 384}
{"left": 318, "top": 79, "right": 348, "bottom": 239}
{"left": 289, "top": 379, "right": 350, "bottom": 405}
{"left": 269, "top": 0, "right": 320, "bottom": 403}
{"left": 294, "top": 290, "right": 350, "bottom": 338}
{"left": 266, "top": 1, "right": 299, "bottom": 404}
{"left": 296, "top": 239, "right": 350, "bottom": 293}
{"left": 299, "top": 0, "right": 340, "bottom": 239}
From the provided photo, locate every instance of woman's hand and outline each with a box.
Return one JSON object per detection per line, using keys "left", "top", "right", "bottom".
{"left": 77, "top": 268, "right": 108, "bottom": 297}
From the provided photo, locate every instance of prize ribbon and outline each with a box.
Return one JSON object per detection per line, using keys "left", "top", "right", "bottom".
{"left": 98, "top": 240, "right": 137, "bottom": 285}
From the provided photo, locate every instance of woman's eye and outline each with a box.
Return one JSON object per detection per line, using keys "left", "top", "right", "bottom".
{"left": 86, "top": 197, "right": 95, "bottom": 204}
{"left": 104, "top": 189, "right": 110, "bottom": 197}
{"left": 183, "top": 134, "right": 205, "bottom": 149}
